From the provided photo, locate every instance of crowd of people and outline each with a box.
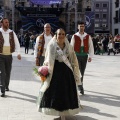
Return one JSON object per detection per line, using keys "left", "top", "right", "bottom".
{"left": 92, "top": 34, "right": 120, "bottom": 55}
{"left": 17, "top": 32, "right": 37, "bottom": 54}
{"left": 17, "top": 30, "right": 120, "bottom": 57}
{"left": 0, "top": 17, "right": 120, "bottom": 120}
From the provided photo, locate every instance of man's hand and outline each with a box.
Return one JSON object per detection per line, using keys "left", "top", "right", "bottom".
{"left": 36, "top": 57, "right": 40, "bottom": 66}
{"left": 17, "top": 54, "right": 21, "bottom": 60}
{"left": 88, "top": 57, "right": 92, "bottom": 62}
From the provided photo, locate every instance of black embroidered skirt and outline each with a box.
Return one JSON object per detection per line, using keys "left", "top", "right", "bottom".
{"left": 40, "top": 60, "right": 79, "bottom": 112}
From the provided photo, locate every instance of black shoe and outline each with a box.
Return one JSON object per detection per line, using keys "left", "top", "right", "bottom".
{"left": 79, "top": 85, "right": 84, "bottom": 95}
{"left": 5, "top": 87, "right": 9, "bottom": 91}
{"left": 80, "top": 89, "right": 84, "bottom": 95}
{"left": 1, "top": 93, "right": 5, "bottom": 97}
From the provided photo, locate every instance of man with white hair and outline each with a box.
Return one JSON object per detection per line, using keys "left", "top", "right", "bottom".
{"left": 34, "top": 23, "right": 54, "bottom": 66}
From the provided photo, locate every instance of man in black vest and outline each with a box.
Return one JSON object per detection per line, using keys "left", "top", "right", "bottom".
{"left": 0, "top": 18, "right": 21, "bottom": 97}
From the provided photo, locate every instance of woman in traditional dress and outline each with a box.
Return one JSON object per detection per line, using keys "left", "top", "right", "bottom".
{"left": 37, "top": 28, "right": 82, "bottom": 120}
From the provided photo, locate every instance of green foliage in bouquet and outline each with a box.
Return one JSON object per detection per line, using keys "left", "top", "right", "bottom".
{"left": 33, "top": 67, "right": 39, "bottom": 75}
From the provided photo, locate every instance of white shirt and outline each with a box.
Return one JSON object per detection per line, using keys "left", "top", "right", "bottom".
{"left": 0, "top": 28, "right": 20, "bottom": 55}
{"left": 70, "top": 32, "right": 94, "bottom": 58}
{"left": 108, "top": 42, "right": 113, "bottom": 49}
{"left": 44, "top": 34, "right": 53, "bottom": 49}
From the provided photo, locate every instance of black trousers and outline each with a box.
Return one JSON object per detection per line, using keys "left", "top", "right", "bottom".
{"left": 39, "top": 56, "right": 44, "bottom": 66}
{"left": 77, "top": 55, "right": 88, "bottom": 87}
{"left": 25, "top": 47, "right": 29, "bottom": 54}
{"left": 108, "top": 48, "right": 115, "bottom": 55}
{"left": 25, "top": 44, "right": 29, "bottom": 54}
{"left": 0, "top": 54, "right": 12, "bottom": 93}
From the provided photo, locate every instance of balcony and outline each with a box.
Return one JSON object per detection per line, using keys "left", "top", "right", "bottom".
{"left": 17, "top": 0, "right": 27, "bottom": 2}
{"left": 15, "top": 7, "right": 64, "bottom": 17}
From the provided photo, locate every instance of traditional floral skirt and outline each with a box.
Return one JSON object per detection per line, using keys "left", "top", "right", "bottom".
{"left": 37, "top": 60, "right": 81, "bottom": 116}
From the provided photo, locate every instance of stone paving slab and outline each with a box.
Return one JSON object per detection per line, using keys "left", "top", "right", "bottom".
{"left": 0, "top": 47, "right": 120, "bottom": 120}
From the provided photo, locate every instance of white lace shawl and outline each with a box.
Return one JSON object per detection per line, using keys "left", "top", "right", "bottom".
{"left": 39, "top": 36, "right": 82, "bottom": 93}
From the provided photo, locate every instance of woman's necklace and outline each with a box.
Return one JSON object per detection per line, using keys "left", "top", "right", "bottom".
{"left": 58, "top": 43, "right": 65, "bottom": 50}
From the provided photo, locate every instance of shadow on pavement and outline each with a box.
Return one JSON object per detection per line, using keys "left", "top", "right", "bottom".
{"left": 65, "top": 115, "right": 97, "bottom": 120}
{"left": 8, "top": 90, "right": 37, "bottom": 103}
{"left": 75, "top": 115, "right": 97, "bottom": 120}
{"left": 6, "top": 95, "right": 36, "bottom": 103}
{"left": 80, "top": 105, "right": 116, "bottom": 118}
{"left": 81, "top": 90, "right": 120, "bottom": 108}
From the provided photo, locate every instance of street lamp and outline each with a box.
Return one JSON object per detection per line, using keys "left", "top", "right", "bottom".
{"left": 66, "top": 2, "right": 70, "bottom": 33}
{"left": 11, "top": 0, "right": 15, "bottom": 31}
{"left": 75, "top": 0, "right": 78, "bottom": 32}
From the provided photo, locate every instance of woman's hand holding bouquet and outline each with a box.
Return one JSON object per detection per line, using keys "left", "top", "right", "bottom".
{"left": 33, "top": 66, "right": 49, "bottom": 82}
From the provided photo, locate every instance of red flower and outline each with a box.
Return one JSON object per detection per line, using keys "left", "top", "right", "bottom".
{"left": 38, "top": 66, "right": 49, "bottom": 77}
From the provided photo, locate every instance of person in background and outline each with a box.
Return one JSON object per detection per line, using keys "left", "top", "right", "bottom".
{"left": 92, "top": 35, "right": 99, "bottom": 54}
{"left": 114, "top": 34, "right": 120, "bottom": 53}
{"left": 0, "top": 18, "right": 21, "bottom": 97}
{"left": 108, "top": 36, "right": 116, "bottom": 55}
{"left": 29, "top": 34, "right": 35, "bottom": 55}
{"left": 70, "top": 21, "right": 94, "bottom": 95}
{"left": 95, "top": 42, "right": 104, "bottom": 55}
{"left": 37, "top": 28, "right": 82, "bottom": 120}
{"left": 24, "top": 32, "right": 30, "bottom": 54}
{"left": 66, "top": 34, "right": 71, "bottom": 43}
{"left": 34, "top": 23, "right": 54, "bottom": 66}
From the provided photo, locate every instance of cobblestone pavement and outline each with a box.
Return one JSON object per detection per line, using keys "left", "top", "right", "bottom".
{"left": 0, "top": 47, "right": 120, "bottom": 120}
